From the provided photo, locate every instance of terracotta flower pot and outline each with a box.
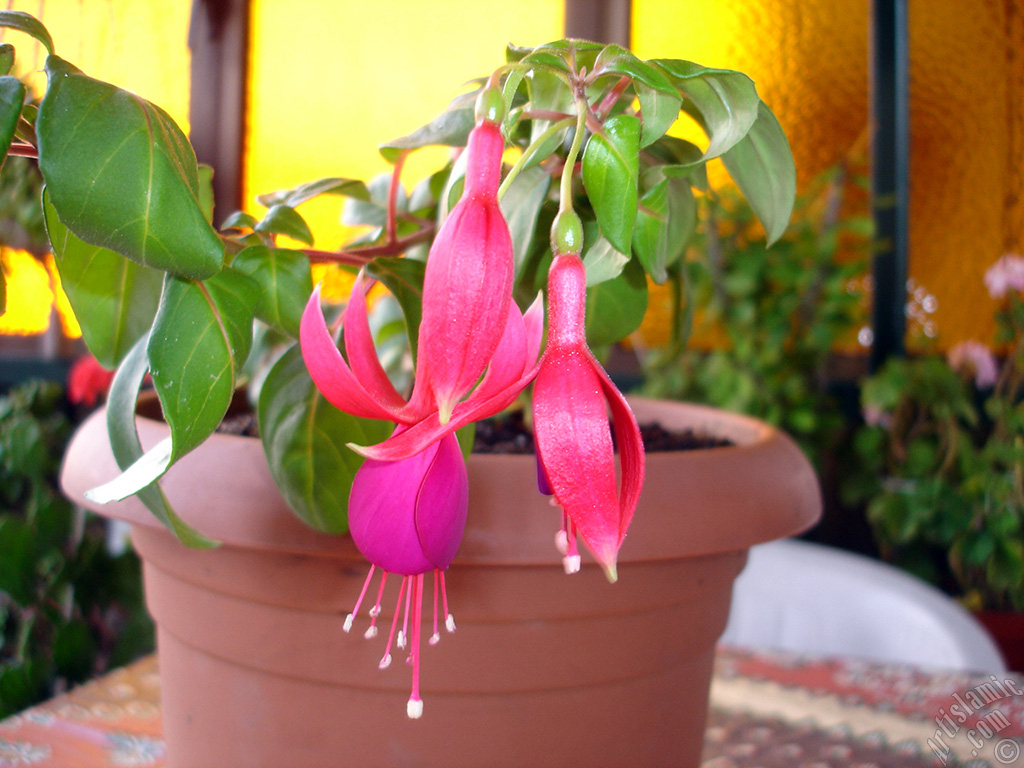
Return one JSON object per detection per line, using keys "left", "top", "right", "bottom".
{"left": 60, "top": 397, "right": 820, "bottom": 768}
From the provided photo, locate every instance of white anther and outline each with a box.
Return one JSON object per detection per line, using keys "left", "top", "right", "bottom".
{"left": 563, "top": 554, "right": 581, "bottom": 574}
{"left": 396, "top": 630, "right": 407, "bottom": 649}
{"left": 342, "top": 614, "right": 354, "bottom": 633}
{"left": 429, "top": 632, "right": 441, "bottom": 646}
{"left": 407, "top": 698, "right": 424, "bottom": 719}
{"left": 445, "top": 614, "right": 457, "bottom": 633}
{"left": 368, "top": 605, "right": 381, "bottom": 618}
{"left": 364, "top": 625, "right": 379, "bottom": 639}
{"left": 378, "top": 654, "right": 392, "bottom": 669}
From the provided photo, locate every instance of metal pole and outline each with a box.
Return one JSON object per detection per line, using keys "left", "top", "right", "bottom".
{"left": 869, "top": 0, "right": 910, "bottom": 369}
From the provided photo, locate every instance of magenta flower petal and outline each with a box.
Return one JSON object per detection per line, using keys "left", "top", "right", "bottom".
{"left": 348, "top": 429, "right": 468, "bottom": 576}
{"left": 300, "top": 286, "right": 401, "bottom": 422}
{"left": 418, "top": 120, "right": 513, "bottom": 421}
{"left": 415, "top": 433, "right": 468, "bottom": 570}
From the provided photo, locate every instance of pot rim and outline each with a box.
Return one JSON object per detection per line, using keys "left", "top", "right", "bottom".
{"left": 60, "top": 396, "right": 821, "bottom": 564}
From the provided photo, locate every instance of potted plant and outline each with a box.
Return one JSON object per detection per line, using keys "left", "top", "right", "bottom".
{"left": 0, "top": 11, "right": 820, "bottom": 766}
{"left": 848, "top": 253, "right": 1024, "bottom": 670}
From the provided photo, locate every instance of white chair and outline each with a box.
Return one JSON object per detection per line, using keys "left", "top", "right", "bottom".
{"left": 721, "top": 538, "right": 1007, "bottom": 673}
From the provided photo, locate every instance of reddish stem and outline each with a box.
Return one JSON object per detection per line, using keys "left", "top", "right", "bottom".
{"left": 7, "top": 143, "right": 37, "bottom": 158}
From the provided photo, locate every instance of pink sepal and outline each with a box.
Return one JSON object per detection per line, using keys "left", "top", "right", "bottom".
{"left": 343, "top": 273, "right": 407, "bottom": 412}
{"left": 299, "top": 286, "right": 401, "bottom": 423}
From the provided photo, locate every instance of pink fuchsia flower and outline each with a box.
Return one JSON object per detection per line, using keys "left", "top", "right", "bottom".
{"left": 532, "top": 252, "right": 645, "bottom": 582}
{"left": 948, "top": 340, "right": 999, "bottom": 389}
{"left": 984, "top": 254, "right": 1024, "bottom": 299}
{"left": 343, "top": 429, "right": 467, "bottom": 719}
{"left": 417, "top": 113, "right": 514, "bottom": 424}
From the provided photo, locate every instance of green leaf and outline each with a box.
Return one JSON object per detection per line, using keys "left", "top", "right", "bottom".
{"left": 230, "top": 245, "right": 312, "bottom": 337}
{"left": 583, "top": 236, "right": 629, "bottom": 286}
{"left": 148, "top": 269, "right": 258, "bottom": 464}
{"left": 380, "top": 91, "right": 475, "bottom": 163}
{"left": 221, "top": 211, "right": 259, "bottom": 231}
{"left": 37, "top": 56, "right": 223, "bottom": 280}
{"left": 43, "top": 189, "right": 163, "bottom": 368}
{"left": 721, "top": 101, "right": 796, "bottom": 245}
{"left": 582, "top": 113, "right": 640, "bottom": 254}
{"left": 632, "top": 175, "right": 696, "bottom": 283}
{"left": 254, "top": 204, "right": 314, "bottom": 246}
{"left": 257, "top": 177, "right": 370, "bottom": 208}
{"left": 0, "top": 518, "right": 34, "bottom": 605}
{"left": 98, "top": 333, "right": 216, "bottom": 547}
{"left": 0, "top": 44, "right": 15, "bottom": 76}
{"left": 258, "top": 344, "right": 391, "bottom": 533}
{"left": 365, "top": 256, "right": 425, "bottom": 361}
{"left": 585, "top": 258, "right": 648, "bottom": 347}
{"left": 655, "top": 60, "right": 759, "bottom": 161}
{"left": 197, "top": 164, "right": 215, "bottom": 223}
{"left": 636, "top": 83, "right": 682, "bottom": 148}
{"left": 500, "top": 165, "right": 550, "bottom": 280}
{"left": 0, "top": 11, "right": 54, "bottom": 55}
{"left": 0, "top": 75, "right": 24, "bottom": 163}
{"left": 528, "top": 68, "right": 573, "bottom": 147}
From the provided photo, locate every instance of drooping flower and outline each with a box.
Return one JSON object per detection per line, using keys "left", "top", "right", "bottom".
{"left": 418, "top": 115, "right": 514, "bottom": 424}
{"left": 948, "top": 340, "right": 999, "bottom": 389}
{"left": 532, "top": 250, "right": 645, "bottom": 582}
{"left": 984, "top": 254, "right": 1024, "bottom": 299}
{"left": 298, "top": 89, "right": 545, "bottom": 719}
{"left": 343, "top": 429, "right": 467, "bottom": 719}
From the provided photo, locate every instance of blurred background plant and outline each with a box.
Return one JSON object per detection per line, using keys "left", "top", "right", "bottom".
{"left": 845, "top": 254, "right": 1024, "bottom": 613}
{"left": 0, "top": 379, "right": 152, "bottom": 717}
{"left": 638, "top": 159, "right": 873, "bottom": 466}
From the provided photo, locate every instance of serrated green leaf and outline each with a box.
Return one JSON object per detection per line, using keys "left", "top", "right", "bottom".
{"left": 582, "top": 113, "right": 639, "bottom": 254}
{"left": 98, "top": 333, "right": 217, "bottom": 547}
{"left": 721, "top": 101, "right": 796, "bottom": 245}
{"left": 258, "top": 344, "right": 391, "bottom": 533}
{"left": 257, "top": 177, "right": 370, "bottom": 208}
{"left": 231, "top": 245, "right": 312, "bottom": 337}
{"left": 632, "top": 175, "right": 696, "bottom": 283}
{"left": 583, "top": 236, "right": 629, "bottom": 286}
{"left": 0, "top": 75, "right": 24, "bottom": 163}
{"left": 500, "top": 165, "right": 550, "bottom": 280}
{"left": 37, "top": 56, "right": 223, "bottom": 280}
{"left": 585, "top": 258, "right": 648, "bottom": 348}
{"left": 655, "top": 59, "right": 759, "bottom": 161}
{"left": 0, "top": 11, "right": 54, "bottom": 55}
{"left": 43, "top": 189, "right": 162, "bottom": 368}
{"left": 380, "top": 91, "right": 475, "bottom": 163}
{"left": 0, "top": 44, "right": 14, "bottom": 76}
{"left": 148, "top": 269, "right": 258, "bottom": 465}
{"left": 254, "top": 204, "right": 313, "bottom": 246}
{"left": 365, "top": 256, "right": 425, "bottom": 361}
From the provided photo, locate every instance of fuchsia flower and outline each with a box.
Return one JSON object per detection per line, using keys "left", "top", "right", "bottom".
{"left": 532, "top": 252, "right": 645, "bottom": 582}
{"left": 300, "top": 103, "right": 543, "bottom": 718}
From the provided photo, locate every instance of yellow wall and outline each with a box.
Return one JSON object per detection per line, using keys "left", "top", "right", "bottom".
{"left": 245, "top": 0, "right": 565, "bottom": 251}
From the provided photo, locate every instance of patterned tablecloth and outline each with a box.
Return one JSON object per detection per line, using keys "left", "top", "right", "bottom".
{"left": 0, "top": 645, "right": 1021, "bottom": 767}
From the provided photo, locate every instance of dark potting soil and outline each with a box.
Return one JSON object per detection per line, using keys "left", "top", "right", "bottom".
{"left": 216, "top": 407, "right": 734, "bottom": 453}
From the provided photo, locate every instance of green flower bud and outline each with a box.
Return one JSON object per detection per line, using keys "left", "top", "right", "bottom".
{"left": 550, "top": 210, "right": 583, "bottom": 257}
{"left": 475, "top": 86, "right": 505, "bottom": 125}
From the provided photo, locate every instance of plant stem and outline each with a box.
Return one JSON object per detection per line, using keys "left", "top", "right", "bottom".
{"left": 559, "top": 97, "right": 588, "bottom": 215}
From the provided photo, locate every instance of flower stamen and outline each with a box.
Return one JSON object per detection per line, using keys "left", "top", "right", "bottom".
{"left": 379, "top": 576, "right": 408, "bottom": 669}
{"left": 343, "top": 564, "right": 377, "bottom": 633}
{"left": 407, "top": 573, "right": 425, "bottom": 719}
{"left": 364, "top": 571, "right": 389, "bottom": 639}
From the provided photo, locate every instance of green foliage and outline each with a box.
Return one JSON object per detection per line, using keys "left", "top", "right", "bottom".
{"left": 641, "top": 163, "right": 870, "bottom": 463}
{"left": 0, "top": 381, "right": 152, "bottom": 717}
{"left": 847, "top": 289, "right": 1024, "bottom": 611}
{"left": 0, "top": 18, "right": 797, "bottom": 545}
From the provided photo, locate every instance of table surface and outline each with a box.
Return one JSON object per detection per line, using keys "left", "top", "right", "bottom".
{"left": 1, "top": 645, "right": 1021, "bottom": 767}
